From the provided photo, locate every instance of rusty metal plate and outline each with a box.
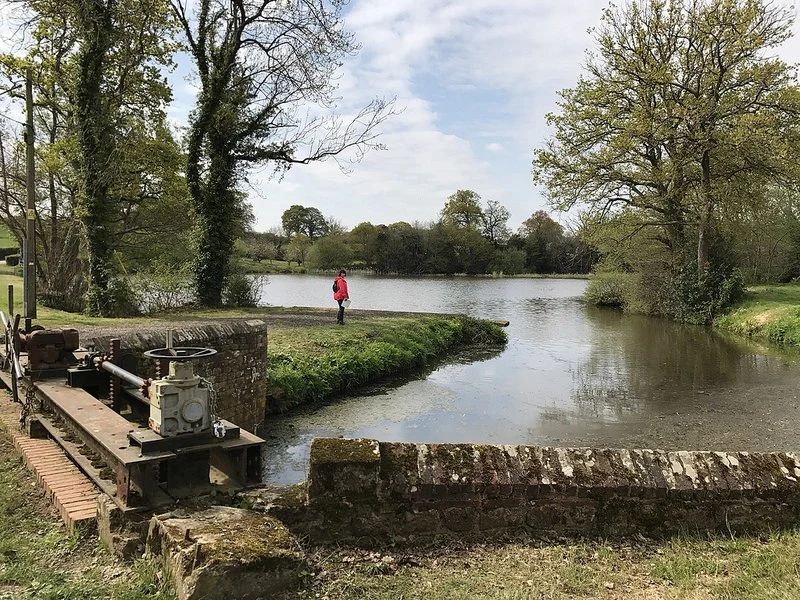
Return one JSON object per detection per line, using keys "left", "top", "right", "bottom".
{"left": 36, "top": 381, "right": 175, "bottom": 465}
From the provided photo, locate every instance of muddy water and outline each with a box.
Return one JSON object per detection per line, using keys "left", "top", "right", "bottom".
{"left": 258, "top": 274, "right": 800, "bottom": 484}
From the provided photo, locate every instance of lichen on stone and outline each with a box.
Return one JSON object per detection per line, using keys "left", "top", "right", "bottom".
{"left": 309, "top": 438, "right": 380, "bottom": 465}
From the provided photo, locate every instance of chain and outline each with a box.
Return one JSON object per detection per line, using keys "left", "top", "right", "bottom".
{"left": 19, "top": 380, "right": 37, "bottom": 428}
{"left": 200, "top": 376, "right": 226, "bottom": 439}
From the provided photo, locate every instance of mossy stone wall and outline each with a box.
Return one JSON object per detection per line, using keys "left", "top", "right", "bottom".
{"left": 302, "top": 439, "right": 800, "bottom": 543}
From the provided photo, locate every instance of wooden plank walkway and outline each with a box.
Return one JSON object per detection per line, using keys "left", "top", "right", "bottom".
{"left": 0, "top": 395, "right": 97, "bottom": 531}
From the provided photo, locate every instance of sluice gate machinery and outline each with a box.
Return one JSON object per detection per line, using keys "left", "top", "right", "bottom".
{"left": 0, "top": 316, "right": 264, "bottom": 512}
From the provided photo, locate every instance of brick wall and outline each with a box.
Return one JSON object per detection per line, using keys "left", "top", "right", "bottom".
{"left": 301, "top": 438, "right": 800, "bottom": 543}
{"left": 86, "top": 320, "right": 268, "bottom": 432}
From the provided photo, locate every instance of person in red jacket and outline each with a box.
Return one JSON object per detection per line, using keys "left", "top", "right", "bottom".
{"left": 333, "top": 269, "right": 350, "bottom": 324}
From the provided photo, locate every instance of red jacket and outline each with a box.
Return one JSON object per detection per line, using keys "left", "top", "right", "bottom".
{"left": 333, "top": 276, "right": 349, "bottom": 301}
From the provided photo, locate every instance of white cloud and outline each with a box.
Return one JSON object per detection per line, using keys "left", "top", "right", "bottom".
{"left": 247, "top": 0, "right": 610, "bottom": 231}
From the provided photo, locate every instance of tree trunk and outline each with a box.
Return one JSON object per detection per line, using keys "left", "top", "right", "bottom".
{"left": 76, "top": 0, "right": 116, "bottom": 316}
{"left": 697, "top": 148, "right": 712, "bottom": 283}
{"left": 194, "top": 126, "right": 236, "bottom": 307}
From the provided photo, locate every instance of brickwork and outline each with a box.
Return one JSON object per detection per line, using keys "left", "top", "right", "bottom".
{"left": 86, "top": 320, "right": 268, "bottom": 432}
{"left": 0, "top": 398, "right": 97, "bottom": 531}
{"left": 302, "top": 438, "right": 800, "bottom": 543}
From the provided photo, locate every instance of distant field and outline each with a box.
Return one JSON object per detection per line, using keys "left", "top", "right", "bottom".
{"left": 0, "top": 225, "right": 15, "bottom": 248}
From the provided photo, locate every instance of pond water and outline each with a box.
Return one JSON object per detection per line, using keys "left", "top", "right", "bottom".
{"left": 258, "top": 274, "right": 800, "bottom": 484}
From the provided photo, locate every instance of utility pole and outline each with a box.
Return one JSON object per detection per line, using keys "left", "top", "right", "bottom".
{"left": 23, "top": 68, "right": 36, "bottom": 329}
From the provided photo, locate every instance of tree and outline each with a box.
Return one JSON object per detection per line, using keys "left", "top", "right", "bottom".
{"left": 280, "top": 204, "right": 327, "bottom": 240}
{"left": 441, "top": 190, "right": 483, "bottom": 230}
{"left": 4, "top": 0, "right": 180, "bottom": 315}
{"left": 284, "top": 233, "right": 311, "bottom": 266}
{"left": 171, "top": 0, "right": 394, "bottom": 306}
{"left": 307, "top": 236, "right": 352, "bottom": 270}
{"left": 481, "top": 199, "right": 511, "bottom": 247}
{"left": 348, "top": 221, "right": 377, "bottom": 267}
{"left": 518, "top": 211, "right": 566, "bottom": 273}
{"left": 532, "top": 0, "right": 800, "bottom": 285}
{"left": 281, "top": 205, "right": 307, "bottom": 237}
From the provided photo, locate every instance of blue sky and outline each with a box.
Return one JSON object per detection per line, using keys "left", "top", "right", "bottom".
{"left": 167, "top": 0, "right": 611, "bottom": 232}
{"left": 4, "top": 1, "right": 800, "bottom": 234}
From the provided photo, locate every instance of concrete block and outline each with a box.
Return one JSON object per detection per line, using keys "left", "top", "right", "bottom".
{"left": 147, "top": 506, "right": 307, "bottom": 600}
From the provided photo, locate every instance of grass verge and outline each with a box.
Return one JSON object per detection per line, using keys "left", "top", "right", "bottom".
{"left": 267, "top": 315, "right": 506, "bottom": 412}
{"left": 715, "top": 283, "right": 800, "bottom": 347}
{"left": 0, "top": 423, "right": 175, "bottom": 599}
{"left": 275, "top": 532, "right": 800, "bottom": 599}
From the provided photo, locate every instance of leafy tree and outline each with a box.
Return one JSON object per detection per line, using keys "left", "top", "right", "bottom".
{"left": 532, "top": 0, "right": 800, "bottom": 287}
{"left": 242, "top": 231, "right": 279, "bottom": 261}
{"left": 307, "top": 236, "right": 352, "bottom": 271}
{"left": 284, "top": 233, "right": 311, "bottom": 266}
{"left": 281, "top": 205, "right": 327, "bottom": 240}
{"left": 349, "top": 221, "right": 377, "bottom": 267}
{"left": 4, "top": 0, "right": 180, "bottom": 315}
{"left": 489, "top": 248, "right": 526, "bottom": 275}
{"left": 441, "top": 190, "right": 483, "bottom": 230}
{"left": 171, "top": 0, "right": 394, "bottom": 306}
{"left": 281, "top": 205, "right": 307, "bottom": 237}
{"left": 517, "top": 211, "right": 566, "bottom": 273}
{"left": 481, "top": 199, "right": 511, "bottom": 247}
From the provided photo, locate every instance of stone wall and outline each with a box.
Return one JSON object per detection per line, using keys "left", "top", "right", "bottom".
{"left": 86, "top": 320, "right": 268, "bottom": 432}
{"left": 300, "top": 438, "right": 800, "bottom": 543}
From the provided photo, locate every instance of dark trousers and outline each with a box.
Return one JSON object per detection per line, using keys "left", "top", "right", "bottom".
{"left": 337, "top": 300, "right": 345, "bottom": 323}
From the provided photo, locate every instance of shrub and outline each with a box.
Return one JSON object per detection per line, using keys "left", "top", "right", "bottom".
{"left": 223, "top": 273, "right": 266, "bottom": 307}
{"left": 665, "top": 262, "right": 745, "bottom": 325}
{"left": 584, "top": 272, "right": 639, "bottom": 308}
{"left": 136, "top": 261, "right": 196, "bottom": 313}
{"left": 104, "top": 276, "right": 142, "bottom": 317}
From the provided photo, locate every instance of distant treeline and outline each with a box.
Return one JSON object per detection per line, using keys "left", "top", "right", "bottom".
{"left": 240, "top": 195, "right": 598, "bottom": 275}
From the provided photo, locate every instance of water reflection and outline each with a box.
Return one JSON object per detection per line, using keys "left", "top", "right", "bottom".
{"left": 260, "top": 275, "right": 800, "bottom": 484}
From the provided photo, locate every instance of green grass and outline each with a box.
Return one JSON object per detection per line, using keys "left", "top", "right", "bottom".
{"left": 238, "top": 258, "right": 306, "bottom": 274}
{"left": 273, "top": 532, "right": 800, "bottom": 599}
{"left": 715, "top": 283, "right": 800, "bottom": 347}
{"left": 267, "top": 315, "right": 506, "bottom": 411}
{"left": 0, "top": 225, "right": 15, "bottom": 249}
{"left": 0, "top": 426, "right": 175, "bottom": 600}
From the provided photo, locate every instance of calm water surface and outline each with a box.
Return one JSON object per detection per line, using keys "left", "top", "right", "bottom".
{"left": 259, "top": 274, "right": 800, "bottom": 484}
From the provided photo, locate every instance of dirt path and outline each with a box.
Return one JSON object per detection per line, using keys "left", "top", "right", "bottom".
{"left": 72, "top": 307, "right": 427, "bottom": 340}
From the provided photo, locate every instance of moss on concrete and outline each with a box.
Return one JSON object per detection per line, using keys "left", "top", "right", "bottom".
{"left": 309, "top": 438, "right": 380, "bottom": 466}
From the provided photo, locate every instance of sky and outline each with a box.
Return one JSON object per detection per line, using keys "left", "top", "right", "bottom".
{"left": 167, "top": 0, "right": 612, "bottom": 232}
{"left": 4, "top": 1, "right": 800, "bottom": 233}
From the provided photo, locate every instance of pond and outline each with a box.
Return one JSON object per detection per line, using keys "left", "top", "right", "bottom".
{"left": 258, "top": 273, "right": 800, "bottom": 484}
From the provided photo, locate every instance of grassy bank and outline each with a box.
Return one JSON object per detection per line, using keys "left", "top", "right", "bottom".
{"left": 0, "top": 427, "right": 174, "bottom": 599}
{"left": 715, "top": 283, "right": 800, "bottom": 347}
{"left": 274, "top": 532, "right": 800, "bottom": 599}
{"left": 267, "top": 314, "right": 506, "bottom": 412}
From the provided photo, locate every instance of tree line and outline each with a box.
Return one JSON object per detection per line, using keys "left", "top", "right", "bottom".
{"left": 0, "top": 0, "right": 392, "bottom": 315}
{"left": 241, "top": 194, "right": 598, "bottom": 276}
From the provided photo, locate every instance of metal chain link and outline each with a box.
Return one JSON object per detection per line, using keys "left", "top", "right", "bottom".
{"left": 200, "top": 376, "right": 226, "bottom": 439}
{"left": 19, "top": 380, "right": 37, "bottom": 428}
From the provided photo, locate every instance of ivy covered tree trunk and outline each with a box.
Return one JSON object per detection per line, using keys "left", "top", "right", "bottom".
{"left": 75, "top": 0, "right": 117, "bottom": 316}
{"left": 193, "top": 124, "right": 237, "bottom": 307}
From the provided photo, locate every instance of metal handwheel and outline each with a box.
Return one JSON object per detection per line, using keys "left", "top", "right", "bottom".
{"left": 143, "top": 347, "right": 218, "bottom": 361}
